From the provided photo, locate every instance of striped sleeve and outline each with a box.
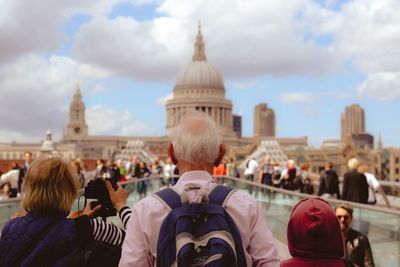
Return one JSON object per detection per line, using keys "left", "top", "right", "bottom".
{"left": 90, "top": 218, "right": 126, "bottom": 247}
{"left": 119, "top": 206, "right": 132, "bottom": 229}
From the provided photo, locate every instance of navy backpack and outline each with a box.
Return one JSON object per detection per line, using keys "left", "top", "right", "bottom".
{"left": 154, "top": 185, "right": 247, "bottom": 267}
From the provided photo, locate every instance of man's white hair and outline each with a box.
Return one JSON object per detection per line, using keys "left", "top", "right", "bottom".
{"left": 169, "top": 111, "right": 222, "bottom": 164}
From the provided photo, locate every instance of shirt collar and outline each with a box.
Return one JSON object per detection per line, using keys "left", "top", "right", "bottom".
{"left": 175, "top": 170, "right": 215, "bottom": 190}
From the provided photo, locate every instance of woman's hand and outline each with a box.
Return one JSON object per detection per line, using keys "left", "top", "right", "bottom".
{"left": 82, "top": 202, "right": 102, "bottom": 218}
{"left": 106, "top": 181, "right": 128, "bottom": 213}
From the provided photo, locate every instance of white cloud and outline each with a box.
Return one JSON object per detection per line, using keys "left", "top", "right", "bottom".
{"left": 357, "top": 72, "right": 400, "bottom": 100}
{"left": 0, "top": 55, "right": 78, "bottom": 141}
{"left": 0, "top": 1, "right": 65, "bottom": 64}
{"left": 231, "top": 81, "right": 260, "bottom": 90}
{"left": 280, "top": 92, "right": 318, "bottom": 104}
{"left": 0, "top": 54, "right": 112, "bottom": 142}
{"left": 330, "top": 0, "right": 400, "bottom": 99}
{"left": 72, "top": 16, "right": 188, "bottom": 81}
{"left": 334, "top": 0, "right": 400, "bottom": 73}
{"left": 0, "top": 0, "right": 131, "bottom": 64}
{"left": 157, "top": 93, "right": 173, "bottom": 106}
{"left": 86, "top": 105, "right": 156, "bottom": 135}
{"left": 2, "top": 0, "right": 399, "bottom": 96}
{"left": 286, "top": 0, "right": 400, "bottom": 101}
{"left": 0, "top": 130, "right": 39, "bottom": 144}
{"left": 71, "top": 0, "right": 342, "bottom": 81}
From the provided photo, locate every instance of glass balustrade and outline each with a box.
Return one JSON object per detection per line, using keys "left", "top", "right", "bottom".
{"left": 0, "top": 198, "right": 23, "bottom": 230}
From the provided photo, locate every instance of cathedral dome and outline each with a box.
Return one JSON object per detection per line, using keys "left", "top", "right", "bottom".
{"left": 175, "top": 61, "right": 224, "bottom": 90}
{"left": 173, "top": 24, "right": 224, "bottom": 92}
{"left": 165, "top": 24, "right": 235, "bottom": 137}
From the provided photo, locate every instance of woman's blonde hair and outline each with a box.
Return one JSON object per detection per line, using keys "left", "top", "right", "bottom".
{"left": 347, "top": 157, "right": 360, "bottom": 170}
{"left": 357, "top": 164, "right": 369, "bottom": 173}
{"left": 301, "top": 163, "right": 310, "bottom": 171}
{"left": 22, "top": 156, "right": 79, "bottom": 215}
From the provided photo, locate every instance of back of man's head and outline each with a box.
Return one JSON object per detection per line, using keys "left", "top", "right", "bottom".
{"left": 169, "top": 111, "right": 222, "bottom": 165}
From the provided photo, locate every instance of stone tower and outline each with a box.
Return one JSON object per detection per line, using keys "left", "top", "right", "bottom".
{"left": 254, "top": 103, "right": 276, "bottom": 139}
{"left": 64, "top": 83, "right": 88, "bottom": 141}
{"left": 341, "top": 104, "right": 365, "bottom": 140}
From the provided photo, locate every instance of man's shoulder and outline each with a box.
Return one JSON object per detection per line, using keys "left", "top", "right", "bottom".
{"left": 226, "top": 188, "right": 259, "bottom": 209}
{"left": 326, "top": 169, "right": 337, "bottom": 175}
{"left": 348, "top": 228, "right": 367, "bottom": 239}
{"left": 135, "top": 193, "right": 166, "bottom": 207}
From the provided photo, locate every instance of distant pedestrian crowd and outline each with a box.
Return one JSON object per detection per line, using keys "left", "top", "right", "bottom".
{"left": 242, "top": 156, "right": 380, "bottom": 205}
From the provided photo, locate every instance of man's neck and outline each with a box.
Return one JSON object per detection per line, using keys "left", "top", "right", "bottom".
{"left": 342, "top": 228, "right": 351, "bottom": 237}
{"left": 178, "top": 161, "right": 213, "bottom": 175}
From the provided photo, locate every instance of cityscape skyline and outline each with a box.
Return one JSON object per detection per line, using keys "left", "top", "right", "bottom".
{"left": 0, "top": 0, "right": 399, "bottom": 148}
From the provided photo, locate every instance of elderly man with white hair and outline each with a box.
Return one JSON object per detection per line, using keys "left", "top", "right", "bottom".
{"left": 341, "top": 157, "right": 369, "bottom": 204}
{"left": 119, "top": 111, "right": 280, "bottom": 267}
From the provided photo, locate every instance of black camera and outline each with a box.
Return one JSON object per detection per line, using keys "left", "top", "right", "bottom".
{"left": 84, "top": 178, "right": 117, "bottom": 218}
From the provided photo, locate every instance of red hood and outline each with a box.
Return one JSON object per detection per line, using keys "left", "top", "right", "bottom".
{"left": 287, "top": 197, "right": 344, "bottom": 259}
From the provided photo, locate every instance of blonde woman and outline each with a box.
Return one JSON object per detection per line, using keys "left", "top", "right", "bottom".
{"left": 341, "top": 158, "right": 369, "bottom": 204}
{"left": 0, "top": 156, "right": 130, "bottom": 267}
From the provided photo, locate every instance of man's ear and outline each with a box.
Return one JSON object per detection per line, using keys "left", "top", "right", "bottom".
{"left": 214, "top": 144, "right": 226, "bottom": 167}
{"left": 168, "top": 143, "right": 178, "bottom": 165}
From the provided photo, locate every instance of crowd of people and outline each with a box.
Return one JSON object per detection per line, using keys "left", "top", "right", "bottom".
{"left": 241, "top": 155, "right": 380, "bottom": 206}
{"left": 0, "top": 111, "right": 378, "bottom": 266}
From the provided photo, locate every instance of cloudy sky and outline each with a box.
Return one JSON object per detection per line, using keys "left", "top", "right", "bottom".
{"left": 0, "top": 0, "right": 399, "bottom": 147}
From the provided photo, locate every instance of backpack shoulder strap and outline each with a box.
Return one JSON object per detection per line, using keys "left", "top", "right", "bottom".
{"left": 208, "top": 185, "right": 235, "bottom": 206}
{"left": 154, "top": 188, "right": 182, "bottom": 210}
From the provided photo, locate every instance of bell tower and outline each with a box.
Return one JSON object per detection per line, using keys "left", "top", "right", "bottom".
{"left": 64, "top": 82, "right": 88, "bottom": 141}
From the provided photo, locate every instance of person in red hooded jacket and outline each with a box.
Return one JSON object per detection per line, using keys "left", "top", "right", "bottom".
{"left": 281, "top": 197, "right": 355, "bottom": 267}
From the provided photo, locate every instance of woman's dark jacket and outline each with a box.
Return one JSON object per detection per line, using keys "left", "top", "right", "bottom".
{"left": 0, "top": 212, "right": 91, "bottom": 267}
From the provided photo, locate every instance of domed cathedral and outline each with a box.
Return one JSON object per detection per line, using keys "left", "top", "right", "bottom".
{"left": 166, "top": 24, "right": 237, "bottom": 138}
{"left": 64, "top": 83, "right": 88, "bottom": 142}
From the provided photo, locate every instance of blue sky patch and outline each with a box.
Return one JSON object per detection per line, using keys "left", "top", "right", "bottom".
{"left": 108, "top": 1, "right": 160, "bottom": 21}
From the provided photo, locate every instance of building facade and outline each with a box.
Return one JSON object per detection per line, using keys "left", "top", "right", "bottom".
{"left": 341, "top": 104, "right": 365, "bottom": 140}
{"left": 253, "top": 103, "right": 275, "bottom": 140}
{"left": 233, "top": 114, "right": 242, "bottom": 138}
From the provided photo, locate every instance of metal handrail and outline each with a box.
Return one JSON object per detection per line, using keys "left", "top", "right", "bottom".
{"left": 2, "top": 175, "right": 400, "bottom": 216}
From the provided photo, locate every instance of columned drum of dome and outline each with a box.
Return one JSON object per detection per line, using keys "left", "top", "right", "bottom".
{"left": 166, "top": 24, "right": 236, "bottom": 137}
